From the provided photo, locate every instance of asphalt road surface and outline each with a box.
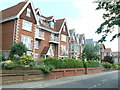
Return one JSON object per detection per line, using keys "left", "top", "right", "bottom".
{"left": 46, "top": 71, "right": 119, "bottom": 88}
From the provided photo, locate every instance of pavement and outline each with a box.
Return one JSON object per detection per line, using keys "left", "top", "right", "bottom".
{"left": 1, "top": 70, "right": 119, "bottom": 89}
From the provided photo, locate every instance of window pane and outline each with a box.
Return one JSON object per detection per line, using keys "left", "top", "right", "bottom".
{"left": 35, "top": 40, "right": 39, "bottom": 49}
{"left": 21, "top": 35, "right": 32, "bottom": 50}
{"left": 22, "top": 20, "right": 32, "bottom": 31}
{"left": 61, "top": 34, "right": 66, "bottom": 42}
{"left": 26, "top": 8, "right": 31, "bottom": 17}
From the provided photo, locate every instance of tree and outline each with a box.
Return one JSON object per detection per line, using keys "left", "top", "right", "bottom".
{"left": 9, "top": 42, "right": 28, "bottom": 59}
{"left": 103, "top": 56, "right": 114, "bottom": 64}
{"left": 95, "top": 0, "right": 120, "bottom": 43}
{"left": 82, "top": 44, "right": 100, "bottom": 61}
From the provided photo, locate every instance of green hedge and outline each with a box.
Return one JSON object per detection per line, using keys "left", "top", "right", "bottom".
{"left": 101, "top": 62, "right": 117, "bottom": 69}
{"left": 44, "top": 58, "right": 84, "bottom": 69}
{"left": 44, "top": 58, "right": 101, "bottom": 69}
{"left": 83, "top": 61, "right": 101, "bottom": 68}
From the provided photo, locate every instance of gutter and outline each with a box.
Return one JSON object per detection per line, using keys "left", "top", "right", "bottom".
{"left": 0, "top": 16, "right": 18, "bottom": 23}
{"left": 36, "top": 25, "right": 59, "bottom": 34}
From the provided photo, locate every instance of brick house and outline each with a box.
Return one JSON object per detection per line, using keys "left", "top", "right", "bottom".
{"left": 0, "top": 0, "right": 69, "bottom": 60}
{"left": 99, "top": 43, "right": 106, "bottom": 61}
{"left": 69, "top": 29, "right": 86, "bottom": 60}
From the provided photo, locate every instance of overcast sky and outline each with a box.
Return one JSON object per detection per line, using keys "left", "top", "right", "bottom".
{"left": 0, "top": 0, "right": 118, "bottom": 52}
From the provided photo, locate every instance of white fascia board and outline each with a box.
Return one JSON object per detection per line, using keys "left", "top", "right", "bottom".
{"left": 36, "top": 25, "right": 59, "bottom": 34}
{"left": 0, "top": 16, "right": 17, "bottom": 23}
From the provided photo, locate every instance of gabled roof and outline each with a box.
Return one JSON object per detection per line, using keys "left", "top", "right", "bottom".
{"left": 99, "top": 43, "right": 106, "bottom": 49}
{"left": 106, "top": 48, "right": 112, "bottom": 52}
{"left": 41, "top": 46, "right": 49, "bottom": 55}
{"left": 55, "top": 18, "right": 65, "bottom": 32}
{"left": 46, "top": 16, "right": 54, "bottom": 20}
{"left": 0, "top": 0, "right": 38, "bottom": 24}
{"left": 0, "top": 0, "right": 27, "bottom": 20}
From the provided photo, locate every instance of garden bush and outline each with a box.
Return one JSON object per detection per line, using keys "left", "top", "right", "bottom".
{"left": 101, "top": 62, "right": 113, "bottom": 69}
{"left": 0, "top": 55, "right": 6, "bottom": 62}
{"left": 2, "top": 60, "right": 16, "bottom": 70}
{"left": 37, "top": 64, "right": 55, "bottom": 73}
{"left": 44, "top": 58, "right": 84, "bottom": 69}
{"left": 19, "top": 55, "right": 34, "bottom": 66}
{"left": 85, "top": 61, "right": 101, "bottom": 68}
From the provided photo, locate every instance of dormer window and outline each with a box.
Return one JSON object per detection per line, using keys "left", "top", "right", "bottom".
{"left": 26, "top": 8, "right": 31, "bottom": 17}
{"left": 48, "top": 21, "right": 54, "bottom": 28}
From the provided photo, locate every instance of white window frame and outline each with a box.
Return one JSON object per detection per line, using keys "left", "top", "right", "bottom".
{"left": 22, "top": 20, "right": 32, "bottom": 32}
{"left": 61, "top": 34, "right": 66, "bottom": 42}
{"left": 26, "top": 8, "right": 31, "bottom": 17}
{"left": 34, "top": 40, "right": 39, "bottom": 49}
{"left": 34, "top": 54, "right": 38, "bottom": 60}
{"left": 61, "top": 45, "right": 66, "bottom": 55}
{"left": 47, "top": 46, "right": 54, "bottom": 56}
{"left": 21, "top": 35, "right": 32, "bottom": 50}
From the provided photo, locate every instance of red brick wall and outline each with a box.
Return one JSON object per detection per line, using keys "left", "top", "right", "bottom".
{"left": 20, "top": 3, "right": 36, "bottom": 24}
{"left": 2, "top": 20, "right": 15, "bottom": 50}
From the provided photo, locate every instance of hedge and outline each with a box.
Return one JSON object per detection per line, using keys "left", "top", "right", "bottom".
{"left": 44, "top": 58, "right": 84, "bottom": 69}
{"left": 83, "top": 61, "right": 101, "bottom": 68}
{"left": 44, "top": 58, "right": 101, "bottom": 69}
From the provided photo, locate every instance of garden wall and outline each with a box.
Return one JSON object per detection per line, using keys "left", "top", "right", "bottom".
{"left": 1, "top": 70, "right": 45, "bottom": 84}
{"left": 1, "top": 67, "right": 103, "bottom": 84}
{"left": 47, "top": 67, "right": 102, "bottom": 79}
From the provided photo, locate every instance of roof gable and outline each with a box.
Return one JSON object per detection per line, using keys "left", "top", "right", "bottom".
{"left": 0, "top": 1, "right": 27, "bottom": 20}
{"left": 0, "top": 0, "right": 38, "bottom": 24}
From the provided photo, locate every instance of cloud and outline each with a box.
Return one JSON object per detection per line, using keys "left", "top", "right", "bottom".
{"left": 66, "top": 0, "right": 118, "bottom": 51}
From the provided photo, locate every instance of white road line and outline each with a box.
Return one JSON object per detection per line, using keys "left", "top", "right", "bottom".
{"left": 93, "top": 85, "right": 97, "bottom": 87}
{"left": 98, "top": 83, "right": 101, "bottom": 85}
{"left": 102, "top": 79, "right": 107, "bottom": 82}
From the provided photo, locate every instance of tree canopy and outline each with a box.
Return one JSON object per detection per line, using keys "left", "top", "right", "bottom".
{"left": 95, "top": 0, "right": 120, "bottom": 43}
{"left": 9, "top": 42, "right": 28, "bottom": 59}
{"left": 82, "top": 44, "right": 100, "bottom": 61}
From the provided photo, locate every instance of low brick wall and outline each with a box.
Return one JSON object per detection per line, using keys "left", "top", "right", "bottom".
{"left": 86, "top": 67, "right": 102, "bottom": 74}
{"left": 1, "top": 70, "right": 45, "bottom": 84}
{"left": 48, "top": 68, "right": 85, "bottom": 79}
{"left": 1, "top": 67, "right": 103, "bottom": 84}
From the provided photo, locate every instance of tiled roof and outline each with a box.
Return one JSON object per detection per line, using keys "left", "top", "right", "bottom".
{"left": 106, "top": 48, "right": 112, "bottom": 52}
{"left": 41, "top": 46, "right": 49, "bottom": 55}
{"left": 55, "top": 18, "right": 65, "bottom": 32}
{"left": 46, "top": 16, "right": 53, "bottom": 20}
{"left": 0, "top": 0, "right": 27, "bottom": 20}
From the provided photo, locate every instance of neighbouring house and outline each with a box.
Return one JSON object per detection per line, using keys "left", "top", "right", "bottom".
{"left": 105, "top": 48, "right": 112, "bottom": 56}
{"left": 112, "top": 52, "right": 120, "bottom": 64}
{"left": 86, "top": 39, "right": 94, "bottom": 45}
{"left": 0, "top": 0, "right": 69, "bottom": 60}
{"left": 99, "top": 43, "right": 106, "bottom": 62}
{"left": 69, "top": 29, "right": 86, "bottom": 60}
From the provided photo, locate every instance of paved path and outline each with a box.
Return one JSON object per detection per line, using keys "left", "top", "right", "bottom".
{"left": 1, "top": 71, "right": 119, "bottom": 89}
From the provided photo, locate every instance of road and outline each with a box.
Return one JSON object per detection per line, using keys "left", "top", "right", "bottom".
{"left": 46, "top": 71, "right": 119, "bottom": 88}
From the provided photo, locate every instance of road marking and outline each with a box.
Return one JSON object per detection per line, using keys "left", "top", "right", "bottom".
{"left": 102, "top": 79, "right": 107, "bottom": 82}
{"left": 98, "top": 83, "right": 101, "bottom": 85}
{"left": 93, "top": 85, "right": 97, "bottom": 87}
{"left": 30, "top": 84, "right": 43, "bottom": 88}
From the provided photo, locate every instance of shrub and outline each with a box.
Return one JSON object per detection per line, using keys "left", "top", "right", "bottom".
{"left": 101, "top": 62, "right": 113, "bottom": 69}
{"left": 2, "top": 60, "right": 16, "bottom": 70}
{"left": 83, "top": 61, "right": 101, "bottom": 68}
{"left": 19, "top": 55, "right": 34, "bottom": 65}
{"left": 9, "top": 42, "right": 28, "bottom": 59}
{"left": 44, "top": 58, "right": 84, "bottom": 69}
{"left": 0, "top": 55, "right": 6, "bottom": 62}
{"left": 37, "top": 64, "right": 55, "bottom": 73}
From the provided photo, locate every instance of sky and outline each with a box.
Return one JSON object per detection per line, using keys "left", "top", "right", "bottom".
{"left": 0, "top": 0, "right": 119, "bottom": 52}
